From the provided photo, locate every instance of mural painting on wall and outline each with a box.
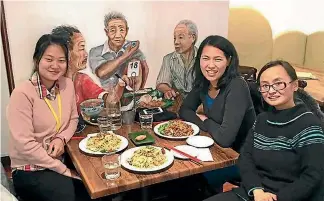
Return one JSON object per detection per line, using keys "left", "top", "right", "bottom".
{"left": 156, "top": 19, "right": 198, "bottom": 100}
{"left": 51, "top": 24, "right": 125, "bottom": 117}
{"left": 89, "top": 11, "right": 149, "bottom": 91}
{"left": 51, "top": 10, "right": 200, "bottom": 131}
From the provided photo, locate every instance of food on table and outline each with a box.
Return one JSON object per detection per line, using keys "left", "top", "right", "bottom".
{"left": 80, "top": 99, "right": 104, "bottom": 116}
{"left": 158, "top": 120, "right": 194, "bottom": 137}
{"left": 127, "top": 146, "right": 167, "bottom": 168}
{"left": 139, "top": 94, "right": 152, "bottom": 103}
{"left": 86, "top": 133, "right": 121, "bottom": 153}
{"left": 135, "top": 135, "right": 147, "bottom": 141}
{"left": 138, "top": 94, "right": 165, "bottom": 108}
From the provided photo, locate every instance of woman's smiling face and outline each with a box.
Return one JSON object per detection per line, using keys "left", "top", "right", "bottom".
{"left": 259, "top": 65, "right": 298, "bottom": 110}
{"left": 38, "top": 44, "right": 67, "bottom": 84}
{"left": 200, "top": 45, "right": 229, "bottom": 86}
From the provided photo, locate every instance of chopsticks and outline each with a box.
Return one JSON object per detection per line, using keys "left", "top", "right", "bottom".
{"left": 164, "top": 144, "right": 203, "bottom": 166}
{"left": 114, "top": 73, "right": 134, "bottom": 91}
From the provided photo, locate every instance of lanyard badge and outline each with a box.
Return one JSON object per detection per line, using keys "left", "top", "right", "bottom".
{"left": 44, "top": 93, "right": 62, "bottom": 132}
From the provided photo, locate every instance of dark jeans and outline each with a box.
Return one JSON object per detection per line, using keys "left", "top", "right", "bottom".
{"left": 12, "top": 169, "right": 102, "bottom": 201}
{"left": 203, "top": 165, "right": 240, "bottom": 192}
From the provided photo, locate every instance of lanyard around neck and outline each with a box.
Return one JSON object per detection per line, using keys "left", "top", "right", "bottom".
{"left": 44, "top": 93, "right": 62, "bottom": 132}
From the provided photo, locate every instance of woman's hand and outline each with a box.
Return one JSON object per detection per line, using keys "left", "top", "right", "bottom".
{"left": 47, "top": 138, "right": 65, "bottom": 158}
{"left": 264, "top": 193, "right": 277, "bottom": 201}
{"left": 253, "top": 189, "right": 277, "bottom": 201}
{"left": 196, "top": 113, "right": 208, "bottom": 121}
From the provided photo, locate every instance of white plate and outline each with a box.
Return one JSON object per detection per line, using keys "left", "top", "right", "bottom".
{"left": 186, "top": 136, "right": 214, "bottom": 148}
{"left": 153, "top": 121, "right": 200, "bottom": 139}
{"left": 121, "top": 146, "right": 174, "bottom": 173}
{"left": 79, "top": 132, "right": 128, "bottom": 155}
{"left": 170, "top": 145, "right": 199, "bottom": 160}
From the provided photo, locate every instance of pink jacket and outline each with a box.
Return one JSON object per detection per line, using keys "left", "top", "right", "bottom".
{"left": 7, "top": 77, "right": 78, "bottom": 174}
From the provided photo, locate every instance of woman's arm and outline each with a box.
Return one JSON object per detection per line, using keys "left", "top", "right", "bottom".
{"left": 276, "top": 126, "right": 324, "bottom": 201}
{"left": 7, "top": 90, "right": 67, "bottom": 174}
{"left": 203, "top": 78, "right": 256, "bottom": 147}
{"left": 179, "top": 88, "right": 205, "bottom": 130}
{"left": 238, "top": 127, "right": 264, "bottom": 197}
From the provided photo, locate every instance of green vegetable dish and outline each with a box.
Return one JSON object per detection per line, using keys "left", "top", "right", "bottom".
{"left": 158, "top": 123, "right": 170, "bottom": 134}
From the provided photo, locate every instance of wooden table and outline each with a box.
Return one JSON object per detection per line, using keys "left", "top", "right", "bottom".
{"left": 66, "top": 124, "right": 239, "bottom": 199}
{"left": 294, "top": 66, "right": 324, "bottom": 106}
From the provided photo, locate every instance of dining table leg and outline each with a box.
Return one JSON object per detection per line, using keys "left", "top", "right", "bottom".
{"left": 140, "top": 186, "right": 149, "bottom": 201}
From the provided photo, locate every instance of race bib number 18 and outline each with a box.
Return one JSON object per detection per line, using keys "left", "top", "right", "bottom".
{"left": 127, "top": 60, "right": 140, "bottom": 77}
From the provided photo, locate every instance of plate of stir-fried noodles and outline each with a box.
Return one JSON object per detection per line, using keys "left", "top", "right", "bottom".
{"left": 121, "top": 146, "right": 174, "bottom": 172}
{"left": 154, "top": 120, "right": 199, "bottom": 139}
{"left": 79, "top": 132, "right": 128, "bottom": 155}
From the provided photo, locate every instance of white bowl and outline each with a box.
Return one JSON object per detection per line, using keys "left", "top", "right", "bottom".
{"left": 186, "top": 136, "right": 214, "bottom": 148}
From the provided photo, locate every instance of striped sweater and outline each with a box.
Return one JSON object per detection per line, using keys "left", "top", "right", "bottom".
{"left": 234, "top": 104, "right": 324, "bottom": 201}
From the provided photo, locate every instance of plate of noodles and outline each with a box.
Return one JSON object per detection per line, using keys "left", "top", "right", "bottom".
{"left": 79, "top": 132, "right": 128, "bottom": 155}
{"left": 153, "top": 120, "right": 199, "bottom": 139}
{"left": 121, "top": 146, "right": 174, "bottom": 172}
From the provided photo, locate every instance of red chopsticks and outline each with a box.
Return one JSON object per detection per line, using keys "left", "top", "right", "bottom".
{"left": 164, "top": 144, "right": 203, "bottom": 165}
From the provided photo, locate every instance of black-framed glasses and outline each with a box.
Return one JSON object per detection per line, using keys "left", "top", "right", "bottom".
{"left": 258, "top": 81, "right": 294, "bottom": 93}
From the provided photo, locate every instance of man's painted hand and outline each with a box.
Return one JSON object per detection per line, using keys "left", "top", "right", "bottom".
{"left": 124, "top": 41, "right": 140, "bottom": 58}
{"left": 164, "top": 89, "right": 177, "bottom": 99}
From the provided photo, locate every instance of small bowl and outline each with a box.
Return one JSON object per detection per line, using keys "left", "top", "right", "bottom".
{"left": 80, "top": 99, "right": 104, "bottom": 117}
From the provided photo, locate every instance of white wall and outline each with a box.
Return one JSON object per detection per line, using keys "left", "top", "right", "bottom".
{"left": 4, "top": 0, "right": 229, "bottom": 88}
{"left": 1, "top": 30, "right": 11, "bottom": 156}
{"left": 230, "top": 0, "right": 324, "bottom": 37}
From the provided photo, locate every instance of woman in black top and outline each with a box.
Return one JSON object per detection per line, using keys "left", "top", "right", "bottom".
{"left": 205, "top": 60, "right": 324, "bottom": 201}
{"left": 179, "top": 35, "right": 256, "bottom": 192}
{"left": 179, "top": 35, "right": 256, "bottom": 152}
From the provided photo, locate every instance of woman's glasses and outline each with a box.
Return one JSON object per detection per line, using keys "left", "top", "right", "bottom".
{"left": 258, "top": 81, "right": 294, "bottom": 93}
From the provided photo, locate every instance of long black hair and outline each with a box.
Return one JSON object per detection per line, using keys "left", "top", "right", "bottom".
{"left": 32, "top": 34, "right": 69, "bottom": 73}
{"left": 193, "top": 35, "right": 240, "bottom": 93}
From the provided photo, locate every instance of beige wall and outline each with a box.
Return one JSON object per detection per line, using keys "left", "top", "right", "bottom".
{"left": 229, "top": 0, "right": 324, "bottom": 70}
{"left": 230, "top": 0, "right": 324, "bottom": 38}
{"left": 4, "top": 0, "right": 229, "bottom": 88}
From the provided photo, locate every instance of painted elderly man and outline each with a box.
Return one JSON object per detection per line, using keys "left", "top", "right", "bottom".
{"left": 52, "top": 25, "right": 130, "bottom": 133}
{"left": 156, "top": 20, "right": 198, "bottom": 99}
{"left": 52, "top": 25, "right": 128, "bottom": 114}
{"left": 89, "top": 11, "right": 149, "bottom": 90}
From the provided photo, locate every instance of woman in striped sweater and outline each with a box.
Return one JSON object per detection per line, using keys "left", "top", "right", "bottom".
{"left": 204, "top": 60, "right": 324, "bottom": 201}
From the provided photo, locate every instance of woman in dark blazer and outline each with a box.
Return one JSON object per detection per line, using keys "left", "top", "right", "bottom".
{"left": 180, "top": 35, "right": 256, "bottom": 152}
{"left": 179, "top": 35, "right": 256, "bottom": 191}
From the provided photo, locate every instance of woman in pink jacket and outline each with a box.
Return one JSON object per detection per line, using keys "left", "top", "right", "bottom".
{"left": 7, "top": 34, "right": 96, "bottom": 201}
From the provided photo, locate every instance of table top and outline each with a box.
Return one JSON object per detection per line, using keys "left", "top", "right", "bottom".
{"left": 294, "top": 66, "right": 324, "bottom": 105}
{"left": 66, "top": 124, "right": 239, "bottom": 199}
